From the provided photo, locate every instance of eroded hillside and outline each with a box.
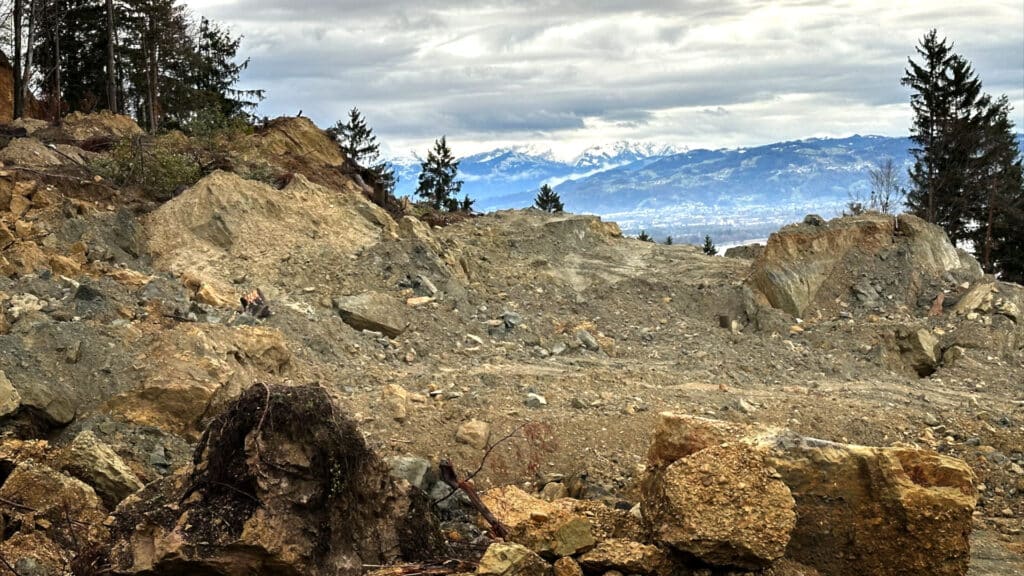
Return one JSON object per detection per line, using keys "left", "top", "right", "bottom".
{"left": 0, "top": 113, "right": 1021, "bottom": 575}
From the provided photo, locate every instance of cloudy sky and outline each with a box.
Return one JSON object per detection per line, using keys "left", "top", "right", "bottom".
{"left": 185, "top": 0, "right": 1023, "bottom": 159}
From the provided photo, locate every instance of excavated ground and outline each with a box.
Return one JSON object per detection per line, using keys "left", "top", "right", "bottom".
{"left": 0, "top": 115, "right": 1021, "bottom": 574}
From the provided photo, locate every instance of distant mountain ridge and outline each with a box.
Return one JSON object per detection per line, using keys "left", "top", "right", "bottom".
{"left": 391, "top": 134, "right": 1024, "bottom": 245}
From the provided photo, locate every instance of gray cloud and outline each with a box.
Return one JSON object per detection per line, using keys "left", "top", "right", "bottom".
{"left": 187, "top": 0, "right": 1024, "bottom": 156}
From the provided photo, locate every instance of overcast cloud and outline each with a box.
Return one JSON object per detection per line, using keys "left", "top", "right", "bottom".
{"left": 184, "top": 0, "right": 1024, "bottom": 159}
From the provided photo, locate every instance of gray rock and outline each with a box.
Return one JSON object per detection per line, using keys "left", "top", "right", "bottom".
{"left": 923, "top": 412, "right": 940, "bottom": 427}
{"left": 59, "top": 430, "right": 145, "bottom": 506}
{"left": 333, "top": 291, "right": 410, "bottom": 337}
{"left": 577, "top": 330, "right": 600, "bottom": 351}
{"left": 388, "top": 456, "right": 434, "bottom": 491}
{"left": 0, "top": 370, "right": 22, "bottom": 418}
{"left": 503, "top": 311, "right": 523, "bottom": 330}
{"left": 550, "top": 342, "right": 567, "bottom": 356}
{"left": 803, "top": 214, "right": 826, "bottom": 226}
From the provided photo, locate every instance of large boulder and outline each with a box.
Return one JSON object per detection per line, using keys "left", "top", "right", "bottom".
{"left": 107, "top": 324, "right": 291, "bottom": 437}
{"left": 642, "top": 414, "right": 979, "bottom": 576}
{"left": 763, "top": 433, "right": 977, "bottom": 576}
{"left": 476, "top": 542, "right": 552, "bottom": 576}
{"left": 576, "top": 539, "right": 669, "bottom": 575}
{"left": 51, "top": 110, "right": 143, "bottom": 142}
{"left": 333, "top": 291, "right": 410, "bottom": 337}
{"left": 480, "top": 485, "right": 597, "bottom": 559}
{"left": 58, "top": 430, "right": 145, "bottom": 507}
{"left": 109, "top": 384, "right": 447, "bottom": 576}
{"left": 747, "top": 213, "right": 981, "bottom": 317}
{"left": 641, "top": 443, "right": 796, "bottom": 569}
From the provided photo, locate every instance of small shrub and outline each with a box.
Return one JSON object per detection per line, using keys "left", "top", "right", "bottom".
{"left": 91, "top": 136, "right": 201, "bottom": 200}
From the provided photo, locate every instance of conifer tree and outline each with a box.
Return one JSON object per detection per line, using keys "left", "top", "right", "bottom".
{"left": 534, "top": 184, "right": 564, "bottom": 212}
{"left": 902, "top": 30, "right": 987, "bottom": 243}
{"left": 328, "top": 107, "right": 396, "bottom": 194}
{"left": 416, "top": 136, "right": 463, "bottom": 211}
{"left": 664, "top": 236, "right": 673, "bottom": 245}
{"left": 702, "top": 235, "right": 717, "bottom": 256}
{"left": 637, "top": 230, "right": 653, "bottom": 242}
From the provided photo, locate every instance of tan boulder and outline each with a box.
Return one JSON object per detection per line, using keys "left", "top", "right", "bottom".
{"left": 456, "top": 419, "right": 491, "bottom": 449}
{"left": 763, "top": 434, "right": 978, "bottom": 576}
{"left": 642, "top": 443, "right": 795, "bottom": 569}
{"left": 476, "top": 542, "right": 552, "bottom": 576}
{"left": 48, "top": 254, "right": 82, "bottom": 277}
{"left": 897, "top": 327, "right": 940, "bottom": 376}
{"left": 0, "top": 370, "right": 21, "bottom": 417}
{"left": 481, "top": 486, "right": 597, "bottom": 559}
{"left": 552, "top": 557, "right": 583, "bottom": 576}
{"left": 58, "top": 430, "right": 145, "bottom": 506}
{"left": 576, "top": 539, "right": 669, "bottom": 575}
{"left": 57, "top": 110, "right": 143, "bottom": 142}
{"left": 646, "top": 411, "right": 746, "bottom": 467}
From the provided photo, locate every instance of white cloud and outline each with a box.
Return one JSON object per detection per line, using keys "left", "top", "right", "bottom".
{"left": 183, "top": 0, "right": 1024, "bottom": 156}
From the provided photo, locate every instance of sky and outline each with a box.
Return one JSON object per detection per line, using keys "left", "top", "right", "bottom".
{"left": 184, "top": 0, "right": 1024, "bottom": 160}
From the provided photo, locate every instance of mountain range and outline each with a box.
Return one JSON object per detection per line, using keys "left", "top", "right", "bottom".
{"left": 391, "top": 135, "right": 1024, "bottom": 245}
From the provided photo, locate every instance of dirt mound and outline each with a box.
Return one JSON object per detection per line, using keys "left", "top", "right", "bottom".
{"left": 145, "top": 170, "right": 395, "bottom": 295}
{"left": 248, "top": 116, "right": 347, "bottom": 168}
{"left": 746, "top": 212, "right": 981, "bottom": 318}
{"left": 49, "top": 110, "right": 143, "bottom": 143}
{"left": 110, "top": 383, "right": 446, "bottom": 576}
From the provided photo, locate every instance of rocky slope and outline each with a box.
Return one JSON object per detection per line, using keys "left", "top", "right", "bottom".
{"left": 0, "top": 112, "right": 1021, "bottom": 575}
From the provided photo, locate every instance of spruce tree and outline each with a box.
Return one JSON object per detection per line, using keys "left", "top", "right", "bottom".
{"left": 534, "top": 184, "right": 564, "bottom": 212}
{"left": 416, "top": 136, "right": 463, "bottom": 211}
{"left": 702, "top": 235, "right": 717, "bottom": 256}
{"left": 637, "top": 230, "right": 653, "bottom": 242}
{"left": 902, "top": 30, "right": 987, "bottom": 243}
{"left": 664, "top": 236, "right": 673, "bottom": 245}
{"left": 328, "top": 107, "right": 396, "bottom": 194}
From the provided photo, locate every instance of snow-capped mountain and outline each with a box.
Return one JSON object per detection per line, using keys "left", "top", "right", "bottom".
{"left": 389, "top": 134, "right": 1021, "bottom": 245}
{"left": 571, "top": 141, "right": 684, "bottom": 170}
{"left": 392, "top": 140, "right": 679, "bottom": 208}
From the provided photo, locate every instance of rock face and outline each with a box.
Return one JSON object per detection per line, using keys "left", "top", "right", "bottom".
{"left": 334, "top": 291, "right": 410, "bottom": 337}
{"left": 145, "top": 170, "right": 392, "bottom": 297}
{"left": 642, "top": 413, "right": 979, "bottom": 576}
{"left": 109, "top": 384, "right": 446, "bottom": 576}
{"left": 576, "top": 539, "right": 668, "bottom": 575}
{"left": 642, "top": 443, "right": 796, "bottom": 569}
{"left": 747, "top": 213, "right": 981, "bottom": 317}
{"left": 764, "top": 433, "right": 978, "bottom": 576}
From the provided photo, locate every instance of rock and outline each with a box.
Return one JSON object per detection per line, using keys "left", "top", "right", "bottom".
{"left": 761, "top": 431, "right": 977, "bottom": 576}
{"left": 388, "top": 456, "right": 434, "bottom": 491}
{"left": 576, "top": 539, "right": 669, "bottom": 575}
{"left": 923, "top": 412, "right": 940, "bottom": 427}
{"left": 47, "top": 254, "right": 81, "bottom": 277}
{"left": 724, "top": 243, "right": 765, "bottom": 260}
{"left": 55, "top": 110, "right": 143, "bottom": 142}
{"left": 898, "top": 327, "right": 940, "bottom": 376}
{"left": 194, "top": 281, "right": 237, "bottom": 309}
{"left": 576, "top": 329, "right": 600, "bottom": 351}
{"left": 525, "top": 393, "right": 547, "bottom": 408}
{"left": 383, "top": 383, "right": 410, "bottom": 422}
{"left": 406, "top": 296, "right": 434, "bottom": 307}
{"left": 803, "top": 214, "right": 826, "bottom": 226}
{"left": 4, "top": 370, "right": 76, "bottom": 426}
{"left": 109, "top": 384, "right": 446, "bottom": 576}
{"left": 552, "top": 557, "right": 584, "bottom": 576}
{"left": 550, "top": 342, "right": 567, "bottom": 356}
{"left": 476, "top": 542, "right": 552, "bottom": 576}
{"left": 334, "top": 291, "right": 410, "bottom": 337}
{"left": 0, "top": 370, "right": 22, "bottom": 418}
{"left": 58, "top": 430, "right": 145, "bottom": 506}
{"left": 0, "top": 532, "right": 66, "bottom": 576}
{"left": 762, "top": 559, "right": 822, "bottom": 576}
{"left": 646, "top": 412, "right": 745, "bottom": 467}
{"left": 0, "top": 138, "right": 64, "bottom": 169}
{"left": 481, "top": 486, "right": 596, "bottom": 559}
{"left": 456, "top": 419, "right": 491, "bottom": 449}
{"left": 641, "top": 443, "right": 795, "bottom": 569}
{"left": 747, "top": 213, "right": 980, "bottom": 317}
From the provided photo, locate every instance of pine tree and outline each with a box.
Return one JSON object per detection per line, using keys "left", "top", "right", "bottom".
{"left": 534, "top": 184, "right": 564, "bottom": 212}
{"left": 637, "top": 230, "right": 653, "bottom": 242}
{"left": 970, "top": 96, "right": 1024, "bottom": 281}
{"left": 664, "top": 236, "right": 673, "bottom": 245}
{"left": 702, "top": 235, "right": 717, "bottom": 256}
{"left": 416, "top": 136, "right": 463, "bottom": 211}
{"left": 902, "top": 30, "right": 988, "bottom": 243}
{"left": 328, "top": 107, "right": 396, "bottom": 194}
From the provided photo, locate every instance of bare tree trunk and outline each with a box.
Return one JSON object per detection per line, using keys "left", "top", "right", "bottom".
{"left": 52, "top": 10, "right": 61, "bottom": 124}
{"left": 105, "top": 0, "right": 117, "bottom": 112}
{"left": 22, "top": 0, "right": 36, "bottom": 100}
{"left": 146, "top": 15, "right": 158, "bottom": 132}
{"left": 13, "top": 0, "right": 23, "bottom": 119}
{"left": 984, "top": 188, "right": 994, "bottom": 272}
